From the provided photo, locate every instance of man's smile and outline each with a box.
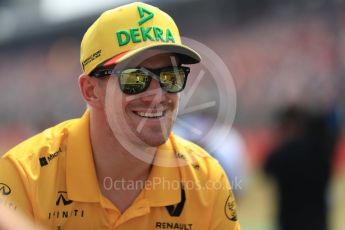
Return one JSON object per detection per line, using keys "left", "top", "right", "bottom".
{"left": 133, "top": 110, "right": 166, "bottom": 118}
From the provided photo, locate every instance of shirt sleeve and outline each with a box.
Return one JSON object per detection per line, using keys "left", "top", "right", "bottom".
{"left": 209, "top": 170, "right": 241, "bottom": 230}
{"left": 0, "top": 158, "right": 33, "bottom": 218}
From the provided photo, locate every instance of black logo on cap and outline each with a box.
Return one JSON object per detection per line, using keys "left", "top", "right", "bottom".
{"left": 56, "top": 191, "right": 73, "bottom": 206}
{"left": 166, "top": 186, "right": 186, "bottom": 217}
{"left": 0, "top": 183, "right": 11, "bottom": 196}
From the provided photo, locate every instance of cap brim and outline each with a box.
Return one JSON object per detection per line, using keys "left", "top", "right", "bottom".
{"left": 103, "top": 43, "right": 201, "bottom": 67}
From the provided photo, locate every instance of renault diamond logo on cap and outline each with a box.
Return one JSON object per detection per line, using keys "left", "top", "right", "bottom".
{"left": 138, "top": 6, "right": 154, "bottom": 25}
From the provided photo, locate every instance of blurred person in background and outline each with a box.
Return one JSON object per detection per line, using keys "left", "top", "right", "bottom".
{"left": 264, "top": 105, "right": 339, "bottom": 230}
{"left": 0, "top": 2, "right": 240, "bottom": 229}
{"left": 211, "top": 127, "right": 248, "bottom": 199}
{"left": 174, "top": 115, "right": 248, "bottom": 198}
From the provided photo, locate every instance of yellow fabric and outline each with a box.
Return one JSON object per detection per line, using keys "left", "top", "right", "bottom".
{"left": 80, "top": 2, "right": 201, "bottom": 75}
{"left": 0, "top": 111, "right": 240, "bottom": 229}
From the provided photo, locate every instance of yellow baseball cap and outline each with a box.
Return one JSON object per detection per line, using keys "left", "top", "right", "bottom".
{"left": 80, "top": 2, "right": 201, "bottom": 75}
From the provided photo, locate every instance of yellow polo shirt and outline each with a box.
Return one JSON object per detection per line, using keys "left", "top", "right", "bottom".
{"left": 0, "top": 112, "right": 240, "bottom": 230}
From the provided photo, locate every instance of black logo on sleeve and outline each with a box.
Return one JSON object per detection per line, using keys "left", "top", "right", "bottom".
{"left": 39, "top": 157, "right": 48, "bottom": 167}
{"left": 0, "top": 183, "right": 11, "bottom": 196}
{"left": 166, "top": 186, "right": 186, "bottom": 217}
{"left": 224, "top": 190, "right": 238, "bottom": 221}
{"left": 0, "top": 183, "right": 16, "bottom": 210}
{"left": 56, "top": 191, "right": 73, "bottom": 206}
{"left": 39, "top": 148, "right": 62, "bottom": 167}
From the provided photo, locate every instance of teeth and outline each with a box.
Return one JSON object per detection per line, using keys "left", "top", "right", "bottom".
{"left": 136, "top": 111, "right": 164, "bottom": 118}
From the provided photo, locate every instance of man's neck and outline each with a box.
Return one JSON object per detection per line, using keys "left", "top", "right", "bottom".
{"left": 89, "top": 111, "right": 156, "bottom": 184}
{"left": 88, "top": 110, "right": 160, "bottom": 213}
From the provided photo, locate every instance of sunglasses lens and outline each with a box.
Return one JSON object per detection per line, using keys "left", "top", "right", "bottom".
{"left": 119, "top": 69, "right": 149, "bottom": 94}
{"left": 160, "top": 67, "right": 187, "bottom": 93}
{"left": 117, "top": 67, "right": 189, "bottom": 94}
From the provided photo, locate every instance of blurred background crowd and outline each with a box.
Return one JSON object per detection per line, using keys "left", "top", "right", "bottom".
{"left": 0, "top": 0, "right": 345, "bottom": 229}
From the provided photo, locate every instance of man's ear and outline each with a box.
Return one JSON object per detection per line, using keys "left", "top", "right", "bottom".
{"left": 78, "top": 74, "right": 103, "bottom": 109}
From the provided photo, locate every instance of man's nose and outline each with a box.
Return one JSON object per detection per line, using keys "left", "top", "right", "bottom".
{"left": 139, "top": 78, "right": 166, "bottom": 103}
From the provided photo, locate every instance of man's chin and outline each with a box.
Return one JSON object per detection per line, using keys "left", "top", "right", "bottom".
{"left": 136, "top": 132, "right": 170, "bottom": 147}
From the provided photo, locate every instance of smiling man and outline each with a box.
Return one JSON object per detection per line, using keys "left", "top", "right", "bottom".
{"left": 0, "top": 2, "right": 240, "bottom": 229}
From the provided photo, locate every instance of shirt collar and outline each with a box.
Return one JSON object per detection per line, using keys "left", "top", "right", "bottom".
{"left": 66, "top": 111, "right": 101, "bottom": 202}
{"left": 144, "top": 137, "right": 182, "bottom": 207}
